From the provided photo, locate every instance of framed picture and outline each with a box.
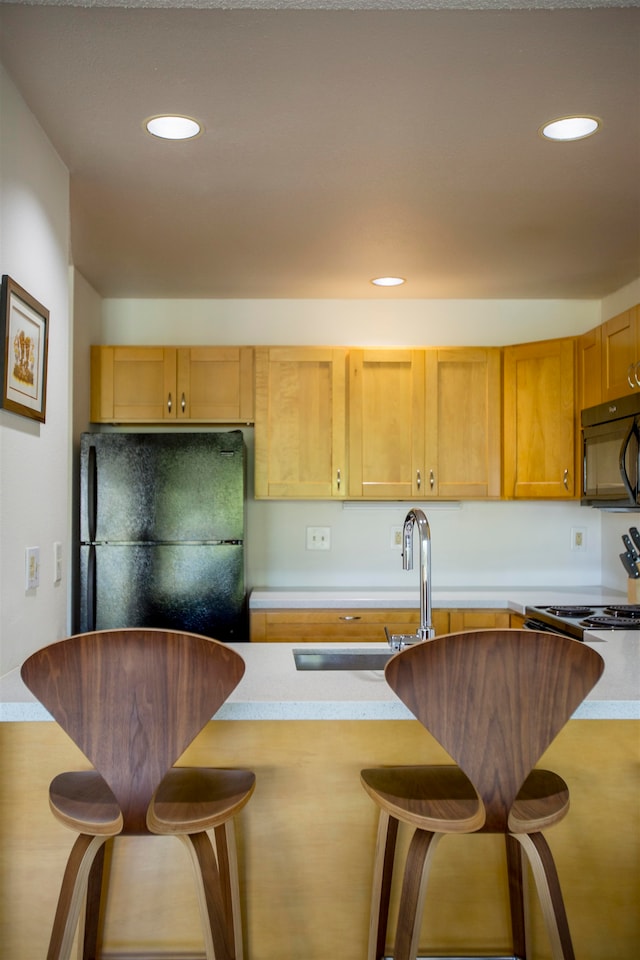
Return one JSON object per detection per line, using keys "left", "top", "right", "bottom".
{"left": 0, "top": 275, "right": 49, "bottom": 423}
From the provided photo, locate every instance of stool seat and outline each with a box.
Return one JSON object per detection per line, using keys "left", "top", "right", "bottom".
{"left": 361, "top": 765, "right": 570, "bottom": 835}
{"left": 360, "top": 629, "right": 604, "bottom": 960}
{"left": 50, "top": 770, "right": 122, "bottom": 835}
{"left": 149, "top": 766, "right": 256, "bottom": 833}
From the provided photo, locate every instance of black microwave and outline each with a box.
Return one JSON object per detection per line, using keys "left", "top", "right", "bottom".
{"left": 581, "top": 394, "right": 640, "bottom": 509}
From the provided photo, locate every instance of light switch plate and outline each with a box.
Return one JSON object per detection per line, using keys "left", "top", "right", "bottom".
{"left": 25, "top": 546, "right": 40, "bottom": 590}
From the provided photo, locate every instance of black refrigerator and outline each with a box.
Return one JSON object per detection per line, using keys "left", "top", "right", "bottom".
{"left": 78, "top": 431, "right": 247, "bottom": 642}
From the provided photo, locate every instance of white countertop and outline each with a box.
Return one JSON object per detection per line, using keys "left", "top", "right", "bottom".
{"left": 249, "top": 586, "right": 627, "bottom": 614}
{"left": 3, "top": 633, "right": 637, "bottom": 723}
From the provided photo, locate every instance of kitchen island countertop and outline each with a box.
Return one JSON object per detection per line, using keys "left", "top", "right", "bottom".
{"left": 3, "top": 633, "right": 637, "bottom": 723}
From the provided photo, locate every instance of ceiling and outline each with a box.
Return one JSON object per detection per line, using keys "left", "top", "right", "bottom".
{"left": 0, "top": 1, "right": 639, "bottom": 301}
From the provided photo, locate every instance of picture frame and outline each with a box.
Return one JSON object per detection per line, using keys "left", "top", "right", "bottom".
{"left": 0, "top": 275, "right": 49, "bottom": 423}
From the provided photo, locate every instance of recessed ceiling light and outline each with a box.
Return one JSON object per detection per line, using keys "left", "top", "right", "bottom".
{"left": 540, "top": 116, "right": 600, "bottom": 142}
{"left": 371, "top": 276, "right": 405, "bottom": 287}
{"left": 145, "top": 115, "right": 202, "bottom": 140}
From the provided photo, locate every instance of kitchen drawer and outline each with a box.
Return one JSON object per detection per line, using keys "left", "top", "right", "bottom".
{"left": 447, "top": 609, "right": 511, "bottom": 631}
{"left": 250, "top": 608, "right": 450, "bottom": 642}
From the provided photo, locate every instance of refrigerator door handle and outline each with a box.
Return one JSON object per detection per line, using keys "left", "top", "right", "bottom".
{"left": 87, "top": 545, "right": 97, "bottom": 631}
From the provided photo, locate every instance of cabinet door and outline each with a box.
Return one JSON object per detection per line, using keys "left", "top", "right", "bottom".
{"left": 254, "top": 347, "right": 347, "bottom": 498}
{"left": 176, "top": 347, "right": 254, "bottom": 421}
{"left": 424, "top": 348, "right": 501, "bottom": 499}
{"left": 577, "top": 326, "right": 602, "bottom": 412}
{"left": 348, "top": 349, "right": 425, "bottom": 499}
{"left": 503, "top": 338, "right": 576, "bottom": 498}
{"left": 601, "top": 307, "right": 640, "bottom": 401}
{"left": 91, "top": 346, "right": 177, "bottom": 422}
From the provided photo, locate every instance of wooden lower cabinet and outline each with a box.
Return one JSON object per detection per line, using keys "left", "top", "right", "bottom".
{"left": 251, "top": 607, "right": 448, "bottom": 642}
{"left": 3, "top": 719, "right": 637, "bottom": 959}
{"left": 448, "top": 608, "right": 511, "bottom": 631}
{"left": 250, "top": 607, "right": 519, "bottom": 642}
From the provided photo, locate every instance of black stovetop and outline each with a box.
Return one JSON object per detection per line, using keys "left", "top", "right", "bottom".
{"left": 525, "top": 604, "right": 640, "bottom": 640}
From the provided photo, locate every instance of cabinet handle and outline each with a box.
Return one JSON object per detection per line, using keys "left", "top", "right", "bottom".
{"left": 628, "top": 363, "right": 636, "bottom": 389}
{"left": 429, "top": 470, "right": 435, "bottom": 490}
{"left": 635, "top": 361, "right": 640, "bottom": 388}
{"left": 181, "top": 392, "right": 186, "bottom": 413}
{"left": 167, "top": 393, "right": 172, "bottom": 413}
{"left": 339, "top": 615, "right": 361, "bottom": 621}
{"left": 416, "top": 470, "right": 421, "bottom": 489}
{"left": 336, "top": 468, "right": 341, "bottom": 490}
{"left": 563, "top": 468, "right": 569, "bottom": 490}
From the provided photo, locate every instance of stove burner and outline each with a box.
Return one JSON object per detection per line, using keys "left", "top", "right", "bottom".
{"left": 580, "top": 615, "right": 640, "bottom": 629}
{"left": 546, "top": 606, "right": 595, "bottom": 618}
{"left": 603, "top": 605, "right": 640, "bottom": 619}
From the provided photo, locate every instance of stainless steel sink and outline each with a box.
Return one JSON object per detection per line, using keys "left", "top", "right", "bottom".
{"left": 293, "top": 648, "right": 393, "bottom": 671}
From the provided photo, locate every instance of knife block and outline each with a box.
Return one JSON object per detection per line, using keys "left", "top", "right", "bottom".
{"left": 627, "top": 578, "right": 640, "bottom": 603}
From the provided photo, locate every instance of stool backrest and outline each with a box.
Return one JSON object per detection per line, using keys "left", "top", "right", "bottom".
{"left": 384, "top": 629, "right": 604, "bottom": 830}
{"left": 21, "top": 628, "right": 245, "bottom": 833}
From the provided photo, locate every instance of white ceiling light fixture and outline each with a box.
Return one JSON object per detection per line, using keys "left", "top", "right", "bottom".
{"left": 540, "top": 116, "right": 600, "bottom": 141}
{"left": 371, "top": 276, "right": 405, "bottom": 287}
{"left": 145, "top": 115, "right": 202, "bottom": 141}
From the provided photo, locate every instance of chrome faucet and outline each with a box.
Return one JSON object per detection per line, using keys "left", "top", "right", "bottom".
{"left": 402, "top": 508, "right": 434, "bottom": 641}
{"left": 385, "top": 507, "right": 434, "bottom": 650}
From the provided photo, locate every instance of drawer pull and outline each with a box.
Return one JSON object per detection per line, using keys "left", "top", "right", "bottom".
{"left": 167, "top": 393, "right": 172, "bottom": 413}
{"left": 339, "top": 615, "right": 361, "bottom": 621}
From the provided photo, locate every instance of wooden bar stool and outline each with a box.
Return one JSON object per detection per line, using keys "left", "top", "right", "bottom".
{"left": 361, "top": 629, "right": 604, "bottom": 960}
{"left": 21, "top": 628, "right": 255, "bottom": 960}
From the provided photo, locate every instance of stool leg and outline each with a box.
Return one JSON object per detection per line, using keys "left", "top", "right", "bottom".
{"left": 506, "top": 833, "right": 528, "bottom": 959}
{"left": 394, "top": 829, "right": 441, "bottom": 960}
{"left": 80, "top": 838, "right": 111, "bottom": 960}
{"left": 214, "top": 820, "right": 244, "bottom": 960}
{"left": 513, "top": 832, "right": 576, "bottom": 960}
{"left": 367, "top": 810, "right": 399, "bottom": 960}
{"left": 46, "top": 834, "right": 107, "bottom": 960}
{"left": 181, "top": 831, "right": 235, "bottom": 960}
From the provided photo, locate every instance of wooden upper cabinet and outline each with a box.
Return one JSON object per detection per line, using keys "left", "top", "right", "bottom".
{"left": 91, "top": 346, "right": 177, "bottom": 422}
{"left": 254, "top": 347, "right": 347, "bottom": 498}
{"left": 176, "top": 347, "right": 253, "bottom": 422}
{"left": 503, "top": 337, "right": 576, "bottom": 499}
{"left": 424, "top": 348, "right": 502, "bottom": 499}
{"left": 90, "top": 345, "right": 254, "bottom": 423}
{"left": 577, "top": 325, "right": 602, "bottom": 412}
{"left": 348, "top": 349, "right": 425, "bottom": 499}
{"left": 601, "top": 306, "right": 640, "bottom": 401}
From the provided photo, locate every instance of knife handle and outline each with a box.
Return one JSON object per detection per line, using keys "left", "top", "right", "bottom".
{"left": 622, "top": 534, "right": 638, "bottom": 559}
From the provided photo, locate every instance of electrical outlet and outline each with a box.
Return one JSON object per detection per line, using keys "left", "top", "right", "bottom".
{"left": 571, "top": 527, "right": 587, "bottom": 551}
{"left": 306, "top": 526, "right": 331, "bottom": 551}
{"left": 390, "top": 526, "right": 403, "bottom": 549}
{"left": 25, "top": 546, "right": 40, "bottom": 590}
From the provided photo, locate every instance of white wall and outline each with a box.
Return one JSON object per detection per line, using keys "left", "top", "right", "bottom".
{"left": 0, "top": 64, "right": 71, "bottom": 675}
{"left": 101, "top": 297, "right": 600, "bottom": 347}
{"left": 100, "top": 297, "right": 609, "bottom": 593}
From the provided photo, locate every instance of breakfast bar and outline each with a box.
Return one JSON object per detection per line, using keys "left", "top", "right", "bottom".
{"left": 2, "top": 595, "right": 638, "bottom": 959}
